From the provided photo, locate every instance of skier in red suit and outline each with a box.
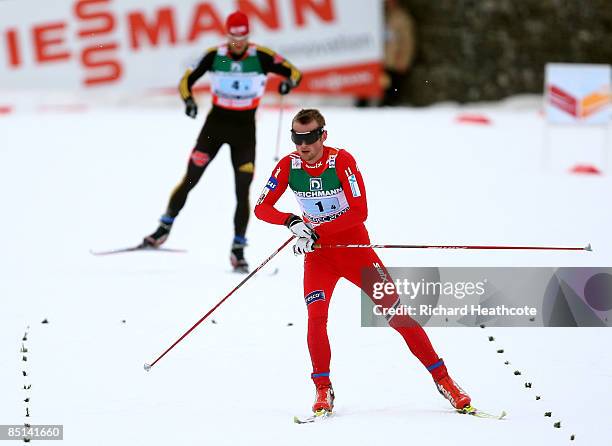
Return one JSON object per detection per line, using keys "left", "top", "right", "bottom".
{"left": 254, "top": 109, "right": 471, "bottom": 416}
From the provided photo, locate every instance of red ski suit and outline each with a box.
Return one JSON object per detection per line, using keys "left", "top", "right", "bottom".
{"left": 254, "top": 146, "right": 446, "bottom": 387}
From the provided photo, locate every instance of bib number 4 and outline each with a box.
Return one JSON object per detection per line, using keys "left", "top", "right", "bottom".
{"left": 315, "top": 201, "right": 337, "bottom": 212}
{"left": 219, "top": 77, "right": 254, "bottom": 95}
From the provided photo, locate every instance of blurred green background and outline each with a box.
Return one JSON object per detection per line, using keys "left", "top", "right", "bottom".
{"left": 400, "top": 0, "right": 612, "bottom": 105}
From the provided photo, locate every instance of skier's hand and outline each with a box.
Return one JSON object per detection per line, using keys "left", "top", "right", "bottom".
{"left": 293, "top": 237, "right": 316, "bottom": 255}
{"left": 278, "top": 79, "right": 294, "bottom": 95}
{"left": 285, "top": 214, "right": 318, "bottom": 240}
{"left": 184, "top": 97, "right": 198, "bottom": 119}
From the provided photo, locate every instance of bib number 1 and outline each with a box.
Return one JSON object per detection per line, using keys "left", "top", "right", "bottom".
{"left": 304, "top": 197, "right": 339, "bottom": 216}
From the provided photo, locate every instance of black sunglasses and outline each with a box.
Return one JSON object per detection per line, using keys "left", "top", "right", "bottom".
{"left": 291, "top": 127, "right": 324, "bottom": 145}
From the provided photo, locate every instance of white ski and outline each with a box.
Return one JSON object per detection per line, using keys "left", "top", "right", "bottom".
{"left": 293, "top": 410, "right": 332, "bottom": 424}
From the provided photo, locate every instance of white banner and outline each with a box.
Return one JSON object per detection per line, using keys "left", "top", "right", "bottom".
{"left": 545, "top": 63, "right": 612, "bottom": 125}
{"left": 0, "top": 0, "right": 383, "bottom": 95}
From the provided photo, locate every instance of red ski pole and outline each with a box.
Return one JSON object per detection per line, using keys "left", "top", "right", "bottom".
{"left": 144, "top": 236, "right": 294, "bottom": 372}
{"left": 316, "top": 243, "right": 592, "bottom": 252}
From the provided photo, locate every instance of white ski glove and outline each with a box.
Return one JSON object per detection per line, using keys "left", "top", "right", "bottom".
{"left": 293, "top": 237, "right": 316, "bottom": 255}
{"left": 285, "top": 214, "right": 318, "bottom": 239}
{"left": 285, "top": 214, "right": 319, "bottom": 255}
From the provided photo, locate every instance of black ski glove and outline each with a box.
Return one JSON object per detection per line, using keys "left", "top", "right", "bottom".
{"left": 184, "top": 97, "right": 198, "bottom": 119}
{"left": 278, "top": 80, "right": 294, "bottom": 95}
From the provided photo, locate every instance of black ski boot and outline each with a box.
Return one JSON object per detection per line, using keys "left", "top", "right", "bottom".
{"left": 142, "top": 214, "right": 174, "bottom": 247}
{"left": 230, "top": 236, "right": 249, "bottom": 273}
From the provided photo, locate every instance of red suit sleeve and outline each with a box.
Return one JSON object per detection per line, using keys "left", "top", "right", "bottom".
{"left": 254, "top": 156, "right": 293, "bottom": 225}
{"left": 314, "top": 150, "right": 368, "bottom": 238}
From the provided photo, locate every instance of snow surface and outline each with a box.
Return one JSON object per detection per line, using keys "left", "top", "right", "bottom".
{"left": 1, "top": 97, "right": 611, "bottom": 445}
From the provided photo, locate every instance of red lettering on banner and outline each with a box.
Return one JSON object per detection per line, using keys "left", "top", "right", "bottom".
{"left": 74, "top": 0, "right": 121, "bottom": 86}
{"left": 81, "top": 43, "right": 121, "bottom": 85}
{"left": 238, "top": 0, "right": 280, "bottom": 30}
{"left": 33, "top": 22, "right": 71, "bottom": 63}
{"left": 5, "top": 29, "right": 21, "bottom": 68}
{"left": 127, "top": 8, "right": 177, "bottom": 50}
{"left": 74, "top": 0, "right": 115, "bottom": 36}
{"left": 293, "top": 0, "right": 335, "bottom": 27}
{"left": 187, "top": 3, "right": 225, "bottom": 42}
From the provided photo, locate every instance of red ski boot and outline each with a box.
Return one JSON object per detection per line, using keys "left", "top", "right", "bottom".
{"left": 312, "top": 384, "right": 335, "bottom": 414}
{"left": 435, "top": 375, "right": 471, "bottom": 409}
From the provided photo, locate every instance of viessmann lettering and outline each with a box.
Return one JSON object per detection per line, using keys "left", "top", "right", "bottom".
{"left": 1, "top": 0, "right": 336, "bottom": 86}
{"left": 295, "top": 188, "right": 343, "bottom": 198}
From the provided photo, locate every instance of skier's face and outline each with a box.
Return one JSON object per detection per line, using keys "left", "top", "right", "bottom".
{"left": 228, "top": 36, "right": 248, "bottom": 55}
{"left": 292, "top": 120, "right": 327, "bottom": 163}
